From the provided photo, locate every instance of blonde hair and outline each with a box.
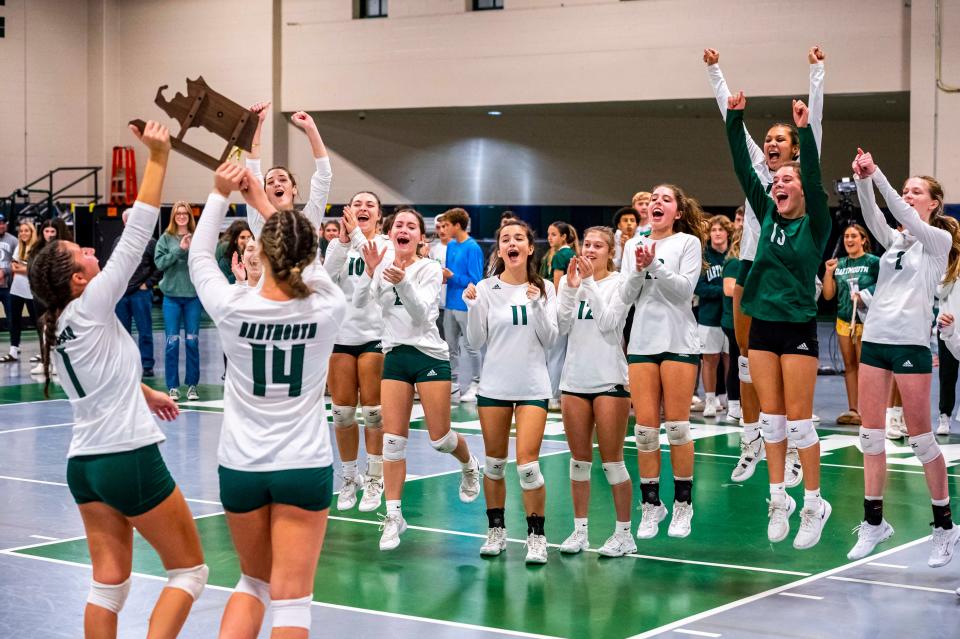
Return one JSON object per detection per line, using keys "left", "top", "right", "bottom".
{"left": 632, "top": 191, "right": 651, "bottom": 206}
{"left": 706, "top": 214, "right": 734, "bottom": 247}
{"left": 583, "top": 226, "right": 616, "bottom": 273}
{"left": 166, "top": 201, "right": 196, "bottom": 235}
{"left": 727, "top": 228, "right": 742, "bottom": 259}
{"left": 917, "top": 176, "right": 960, "bottom": 284}
{"left": 16, "top": 221, "right": 38, "bottom": 261}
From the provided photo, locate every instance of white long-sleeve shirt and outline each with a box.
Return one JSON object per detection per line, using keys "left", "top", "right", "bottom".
{"left": 558, "top": 272, "right": 629, "bottom": 393}
{"left": 190, "top": 193, "right": 345, "bottom": 471}
{"left": 245, "top": 157, "right": 332, "bottom": 238}
{"left": 857, "top": 170, "right": 950, "bottom": 347}
{"left": 324, "top": 227, "right": 394, "bottom": 345}
{"left": 353, "top": 257, "right": 448, "bottom": 360}
{"left": 707, "top": 61, "right": 824, "bottom": 262}
{"left": 56, "top": 201, "right": 165, "bottom": 458}
{"left": 465, "top": 277, "right": 558, "bottom": 400}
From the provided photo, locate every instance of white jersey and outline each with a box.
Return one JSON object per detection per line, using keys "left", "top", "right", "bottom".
{"left": 428, "top": 240, "right": 448, "bottom": 309}
{"left": 857, "top": 169, "right": 950, "bottom": 347}
{"left": 354, "top": 257, "right": 448, "bottom": 360}
{"left": 245, "top": 157, "right": 332, "bottom": 238}
{"left": 557, "top": 272, "right": 629, "bottom": 393}
{"left": 708, "top": 61, "right": 824, "bottom": 261}
{"left": 190, "top": 193, "right": 346, "bottom": 471}
{"left": 56, "top": 201, "right": 165, "bottom": 458}
{"left": 465, "top": 277, "right": 558, "bottom": 400}
{"left": 620, "top": 232, "right": 701, "bottom": 355}
{"left": 324, "top": 227, "right": 394, "bottom": 345}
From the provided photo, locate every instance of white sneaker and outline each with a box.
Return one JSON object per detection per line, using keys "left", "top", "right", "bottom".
{"left": 885, "top": 419, "right": 902, "bottom": 440}
{"left": 525, "top": 533, "right": 548, "bottom": 564}
{"left": 636, "top": 502, "right": 668, "bottom": 540}
{"left": 378, "top": 513, "right": 407, "bottom": 551}
{"left": 358, "top": 475, "right": 384, "bottom": 512}
{"left": 459, "top": 457, "right": 481, "bottom": 503}
{"left": 725, "top": 400, "right": 742, "bottom": 424}
{"left": 597, "top": 531, "right": 637, "bottom": 557}
{"left": 168, "top": 387, "right": 180, "bottom": 401}
{"left": 690, "top": 395, "right": 705, "bottom": 412}
{"left": 667, "top": 501, "right": 694, "bottom": 538}
{"left": 767, "top": 493, "right": 796, "bottom": 543}
{"left": 337, "top": 474, "right": 361, "bottom": 510}
{"left": 784, "top": 446, "right": 803, "bottom": 488}
{"left": 459, "top": 382, "right": 478, "bottom": 403}
{"left": 793, "top": 498, "right": 832, "bottom": 550}
{"left": 186, "top": 385, "right": 199, "bottom": 401}
{"left": 31, "top": 362, "right": 44, "bottom": 375}
{"left": 812, "top": 414, "right": 821, "bottom": 424}
{"left": 731, "top": 436, "right": 765, "bottom": 483}
{"left": 559, "top": 528, "right": 590, "bottom": 554}
{"left": 548, "top": 398, "right": 561, "bottom": 411}
{"left": 847, "top": 520, "right": 894, "bottom": 560}
{"left": 702, "top": 398, "right": 719, "bottom": 418}
{"left": 480, "top": 527, "right": 507, "bottom": 556}
{"left": 929, "top": 525, "right": 960, "bottom": 568}
{"left": 895, "top": 410, "right": 908, "bottom": 437}
{"left": 938, "top": 413, "right": 951, "bottom": 436}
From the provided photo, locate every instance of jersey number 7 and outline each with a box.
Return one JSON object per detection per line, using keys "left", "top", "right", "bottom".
{"left": 251, "top": 344, "right": 306, "bottom": 397}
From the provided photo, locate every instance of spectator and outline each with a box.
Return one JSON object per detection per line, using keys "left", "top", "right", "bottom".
{"left": 113, "top": 208, "right": 163, "bottom": 377}
{"left": 319, "top": 220, "right": 340, "bottom": 259}
{"left": 215, "top": 220, "right": 252, "bottom": 284}
{"left": 0, "top": 214, "right": 15, "bottom": 341}
{"left": 2, "top": 219, "right": 39, "bottom": 362}
{"left": 631, "top": 191, "right": 652, "bottom": 237}
{"left": 612, "top": 206, "right": 639, "bottom": 270}
{"left": 430, "top": 213, "right": 451, "bottom": 334}
{"left": 443, "top": 208, "right": 485, "bottom": 401}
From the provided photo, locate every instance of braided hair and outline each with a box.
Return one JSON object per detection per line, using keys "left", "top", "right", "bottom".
{"left": 28, "top": 241, "right": 80, "bottom": 397}
{"left": 259, "top": 210, "right": 318, "bottom": 299}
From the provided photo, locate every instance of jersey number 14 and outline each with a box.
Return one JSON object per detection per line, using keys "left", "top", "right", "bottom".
{"left": 252, "top": 344, "right": 306, "bottom": 397}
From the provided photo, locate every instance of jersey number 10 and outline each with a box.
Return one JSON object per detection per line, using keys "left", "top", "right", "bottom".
{"left": 252, "top": 344, "right": 306, "bottom": 397}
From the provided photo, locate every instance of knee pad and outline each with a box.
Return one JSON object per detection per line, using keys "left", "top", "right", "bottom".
{"left": 331, "top": 404, "right": 357, "bottom": 428}
{"left": 485, "top": 456, "right": 507, "bottom": 480}
{"left": 429, "top": 429, "right": 459, "bottom": 454}
{"left": 271, "top": 594, "right": 313, "bottom": 630}
{"left": 859, "top": 427, "right": 886, "bottom": 456}
{"left": 602, "top": 461, "right": 630, "bottom": 486}
{"left": 382, "top": 434, "right": 407, "bottom": 461}
{"left": 910, "top": 432, "right": 942, "bottom": 464}
{"left": 787, "top": 419, "right": 818, "bottom": 450}
{"left": 738, "top": 355, "right": 752, "bottom": 383}
{"left": 235, "top": 574, "right": 271, "bottom": 609}
{"left": 87, "top": 578, "right": 131, "bottom": 614}
{"left": 760, "top": 413, "right": 787, "bottom": 444}
{"left": 517, "top": 461, "right": 545, "bottom": 491}
{"left": 634, "top": 425, "right": 661, "bottom": 452}
{"left": 569, "top": 459, "right": 592, "bottom": 482}
{"left": 361, "top": 405, "right": 382, "bottom": 429}
{"left": 166, "top": 564, "right": 208, "bottom": 601}
{"left": 665, "top": 421, "right": 692, "bottom": 446}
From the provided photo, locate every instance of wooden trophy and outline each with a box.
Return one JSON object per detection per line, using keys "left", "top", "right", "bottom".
{"left": 130, "top": 77, "right": 258, "bottom": 170}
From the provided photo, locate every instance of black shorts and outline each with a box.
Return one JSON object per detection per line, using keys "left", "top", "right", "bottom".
{"left": 748, "top": 317, "right": 819, "bottom": 358}
{"left": 332, "top": 341, "right": 383, "bottom": 357}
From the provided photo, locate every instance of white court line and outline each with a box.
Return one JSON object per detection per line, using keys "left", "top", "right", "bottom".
{"left": 673, "top": 630, "right": 722, "bottom": 638}
{"left": 627, "top": 535, "right": 932, "bottom": 639}
{"left": 777, "top": 592, "right": 824, "bottom": 601}
{"left": 0, "top": 474, "right": 222, "bottom": 507}
{"left": 673, "top": 450, "right": 960, "bottom": 478}
{"left": 0, "top": 422, "right": 74, "bottom": 434}
{"left": 827, "top": 575, "right": 956, "bottom": 595}
{"left": 867, "top": 562, "right": 909, "bottom": 569}
{"left": 28, "top": 535, "right": 59, "bottom": 541}
{"left": 0, "top": 398, "right": 68, "bottom": 408}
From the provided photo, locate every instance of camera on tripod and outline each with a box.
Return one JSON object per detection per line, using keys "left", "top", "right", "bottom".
{"left": 833, "top": 176, "right": 858, "bottom": 226}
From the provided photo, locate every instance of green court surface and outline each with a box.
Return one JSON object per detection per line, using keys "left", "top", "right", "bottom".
{"left": 13, "top": 406, "right": 957, "bottom": 639}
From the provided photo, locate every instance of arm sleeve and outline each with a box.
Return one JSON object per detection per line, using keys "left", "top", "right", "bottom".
{"left": 707, "top": 64, "right": 766, "bottom": 169}
{"left": 300, "top": 157, "right": 333, "bottom": 232}
{"left": 393, "top": 262, "right": 440, "bottom": 326}
{"left": 873, "top": 168, "right": 952, "bottom": 257}
{"left": 556, "top": 277, "right": 577, "bottom": 336}
{"left": 864, "top": 258, "right": 880, "bottom": 297}
{"left": 855, "top": 176, "right": 896, "bottom": 250}
{"left": 619, "top": 270, "right": 644, "bottom": 305}
{"left": 323, "top": 238, "right": 350, "bottom": 280}
{"left": 586, "top": 276, "right": 630, "bottom": 346}
{"left": 188, "top": 193, "right": 235, "bottom": 324}
{"left": 448, "top": 242, "right": 485, "bottom": 288}
{"left": 78, "top": 201, "right": 160, "bottom": 321}
{"left": 531, "top": 285, "right": 559, "bottom": 350}
{"left": 941, "top": 294, "right": 960, "bottom": 359}
{"left": 694, "top": 269, "right": 723, "bottom": 300}
{"left": 620, "top": 239, "right": 636, "bottom": 276}
{"left": 808, "top": 62, "right": 825, "bottom": 157}
{"left": 245, "top": 158, "right": 266, "bottom": 239}
{"left": 726, "top": 110, "right": 772, "bottom": 223}
{"left": 798, "top": 126, "right": 832, "bottom": 247}
{"left": 645, "top": 239, "right": 700, "bottom": 305}
{"left": 464, "top": 285, "right": 489, "bottom": 350}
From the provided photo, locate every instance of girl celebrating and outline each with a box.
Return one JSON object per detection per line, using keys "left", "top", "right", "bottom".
{"left": 620, "top": 185, "right": 704, "bottom": 541}
{"left": 726, "top": 94, "right": 831, "bottom": 549}
{"left": 216, "top": 220, "right": 252, "bottom": 284}
{"left": 848, "top": 150, "right": 959, "bottom": 564}
{"left": 2, "top": 221, "right": 39, "bottom": 362}
{"left": 464, "top": 220, "right": 558, "bottom": 564}
{"left": 822, "top": 225, "right": 879, "bottom": 426}
{"left": 190, "top": 163, "right": 346, "bottom": 638}
{"left": 556, "top": 227, "right": 634, "bottom": 557}
{"left": 356, "top": 210, "right": 480, "bottom": 552}
{"left": 324, "top": 193, "right": 393, "bottom": 512}
{"left": 29, "top": 122, "right": 207, "bottom": 639}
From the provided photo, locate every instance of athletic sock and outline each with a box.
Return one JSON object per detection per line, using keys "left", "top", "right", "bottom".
{"left": 864, "top": 497, "right": 884, "bottom": 526}
{"left": 527, "top": 514, "right": 546, "bottom": 536}
{"left": 932, "top": 498, "right": 954, "bottom": 530}
{"left": 640, "top": 478, "right": 661, "bottom": 506}
{"left": 386, "top": 500, "right": 402, "bottom": 518}
{"left": 706, "top": 392, "right": 716, "bottom": 403}
{"left": 743, "top": 421, "right": 761, "bottom": 443}
{"left": 718, "top": 393, "right": 727, "bottom": 406}
{"left": 342, "top": 460, "right": 358, "bottom": 478}
{"left": 486, "top": 508, "right": 505, "bottom": 529}
{"left": 803, "top": 488, "right": 821, "bottom": 510}
{"left": 461, "top": 455, "right": 478, "bottom": 471}
{"left": 674, "top": 477, "right": 693, "bottom": 504}
{"left": 615, "top": 520, "right": 631, "bottom": 535}
{"left": 366, "top": 455, "right": 383, "bottom": 478}
{"left": 770, "top": 483, "right": 786, "bottom": 500}
{"left": 574, "top": 517, "right": 588, "bottom": 531}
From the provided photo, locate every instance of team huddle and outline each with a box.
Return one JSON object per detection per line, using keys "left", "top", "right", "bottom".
{"left": 24, "top": 46, "right": 960, "bottom": 638}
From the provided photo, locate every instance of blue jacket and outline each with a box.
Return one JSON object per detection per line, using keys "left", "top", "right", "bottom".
{"left": 444, "top": 237, "right": 484, "bottom": 311}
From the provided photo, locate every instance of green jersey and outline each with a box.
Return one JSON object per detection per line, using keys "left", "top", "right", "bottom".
{"left": 695, "top": 245, "right": 727, "bottom": 327}
{"left": 542, "top": 245, "right": 575, "bottom": 280}
{"left": 726, "top": 110, "right": 830, "bottom": 323}
{"left": 721, "top": 258, "right": 740, "bottom": 330}
{"left": 833, "top": 253, "right": 880, "bottom": 321}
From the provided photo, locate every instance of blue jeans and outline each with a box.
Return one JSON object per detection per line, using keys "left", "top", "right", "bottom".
{"left": 162, "top": 295, "right": 201, "bottom": 389}
{"left": 115, "top": 288, "right": 155, "bottom": 369}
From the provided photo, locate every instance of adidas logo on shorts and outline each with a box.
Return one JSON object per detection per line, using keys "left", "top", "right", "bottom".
{"left": 427, "top": 369, "right": 438, "bottom": 377}
{"left": 902, "top": 360, "right": 913, "bottom": 368}
{"left": 797, "top": 343, "right": 809, "bottom": 351}
{"left": 375, "top": 342, "right": 382, "bottom": 349}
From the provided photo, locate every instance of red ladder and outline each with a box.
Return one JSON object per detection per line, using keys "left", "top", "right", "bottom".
{"left": 109, "top": 146, "right": 138, "bottom": 205}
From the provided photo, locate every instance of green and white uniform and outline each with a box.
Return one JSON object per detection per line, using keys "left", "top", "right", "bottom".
{"left": 324, "top": 227, "right": 394, "bottom": 348}
{"left": 721, "top": 257, "right": 740, "bottom": 332}
{"left": 695, "top": 245, "right": 728, "bottom": 354}
{"left": 833, "top": 254, "right": 880, "bottom": 323}
{"left": 245, "top": 157, "right": 332, "bottom": 239}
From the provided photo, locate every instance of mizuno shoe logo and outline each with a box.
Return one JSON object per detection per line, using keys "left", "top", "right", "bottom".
{"left": 902, "top": 360, "right": 913, "bottom": 368}
{"left": 796, "top": 343, "right": 809, "bottom": 351}
{"left": 427, "top": 369, "right": 437, "bottom": 377}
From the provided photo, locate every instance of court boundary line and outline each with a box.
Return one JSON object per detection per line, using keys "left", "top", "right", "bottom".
{"left": 826, "top": 575, "right": 956, "bottom": 595}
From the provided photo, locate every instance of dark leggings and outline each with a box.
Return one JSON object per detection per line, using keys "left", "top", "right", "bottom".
{"left": 722, "top": 326, "right": 740, "bottom": 402}
{"left": 10, "top": 295, "right": 38, "bottom": 348}
{"left": 939, "top": 337, "right": 958, "bottom": 417}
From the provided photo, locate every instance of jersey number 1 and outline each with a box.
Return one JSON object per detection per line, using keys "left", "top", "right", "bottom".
{"left": 252, "top": 344, "right": 306, "bottom": 397}
{"left": 894, "top": 251, "right": 905, "bottom": 270}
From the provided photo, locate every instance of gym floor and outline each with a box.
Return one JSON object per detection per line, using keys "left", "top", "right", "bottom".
{"left": 1, "top": 326, "right": 958, "bottom": 638}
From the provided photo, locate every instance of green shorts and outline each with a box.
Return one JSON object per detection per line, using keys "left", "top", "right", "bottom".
{"left": 218, "top": 465, "right": 333, "bottom": 513}
{"left": 332, "top": 341, "right": 383, "bottom": 357}
{"left": 628, "top": 353, "right": 699, "bottom": 365}
{"left": 735, "top": 259, "right": 753, "bottom": 288}
{"left": 382, "top": 344, "right": 451, "bottom": 384}
{"left": 477, "top": 396, "right": 549, "bottom": 410}
{"left": 561, "top": 384, "right": 630, "bottom": 401}
{"left": 66, "top": 443, "right": 176, "bottom": 517}
{"left": 860, "top": 341, "right": 932, "bottom": 374}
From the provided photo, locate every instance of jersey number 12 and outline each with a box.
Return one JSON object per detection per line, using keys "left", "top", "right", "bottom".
{"left": 252, "top": 344, "right": 306, "bottom": 397}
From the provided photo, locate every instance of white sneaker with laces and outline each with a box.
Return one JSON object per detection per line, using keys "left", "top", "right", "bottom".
{"left": 480, "top": 527, "right": 507, "bottom": 556}
{"left": 379, "top": 513, "right": 407, "bottom": 551}
{"left": 793, "top": 498, "right": 832, "bottom": 550}
{"left": 459, "top": 382, "right": 478, "bottom": 403}
{"left": 337, "top": 475, "right": 361, "bottom": 511}
{"left": 525, "top": 533, "right": 548, "bottom": 564}
{"left": 597, "top": 531, "right": 637, "bottom": 557}
{"left": 667, "top": 501, "right": 694, "bottom": 538}
{"left": 690, "top": 396, "right": 705, "bottom": 412}
{"left": 31, "top": 362, "right": 44, "bottom": 375}
{"left": 929, "top": 525, "right": 960, "bottom": 568}
{"left": 731, "top": 436, "right": 765, "bottom": 483}
{"left": 358, "top": 475, "right": 384, "bottom": 512}
{"left": 847, "top": 520, "right": 894, "bottom": 560}
{"left": 938, "top": 413, "right": 951, "bottom": 436}
{"left": 168, "top": 388, "right": 180, "bottom": 401}
{"left": 767, "top": 493, "right": 796, "bottom": 543}
{"left": 186, "top": 385, "right": 199, "bottom": 401}
{"left": 459, "top": 457, "right": 481, "bottom": 503}
{"left": 885, "top": 419, "right": 902, "bottom": 440}
{"left": 702, "top": 398, "right": 719, "bottom": 418}
{"left": 636, "top": 502, "right": 668, "bottom": 540}
{"left": 784, "top": 446, "right": 803, "bottom": 488}
{"left": 896, "top": 413, "right": 909, "bottom": 437}
{"left": 725, "top": 400, "right": 742, "bottom": 424}
{"left": 559, "top": 528, "right": 589, "bottom": 554}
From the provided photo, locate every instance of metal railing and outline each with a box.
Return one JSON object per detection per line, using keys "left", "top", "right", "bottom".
{"left": 1, "top": 166, "right": 102, "bottom": 222}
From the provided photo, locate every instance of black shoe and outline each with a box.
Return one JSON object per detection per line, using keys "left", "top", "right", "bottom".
{"left": 142, "top": 368, "right": 155, "bottom": 378}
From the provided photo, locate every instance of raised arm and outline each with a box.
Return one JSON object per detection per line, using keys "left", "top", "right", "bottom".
{"left": 245, "top": 101, "right": 270, "bottom": 238}
{"left": 725, "top": 96, "right": 773, "bottom": 222}
{"left": 807, "top": 47, "right": 826, "bottom": 156}
{"left": 705, "top": 49, "right": 766, "bottom": 170}
{"left": 794, "top": 101, "right": 831, "bottom": 246}
{"left": 855, "top": 177, "right": 896, "bottom": 250}
{"left": 873, "top": 168, "right": 951, "bottom": 256}
{"left": 291, "top": 112, "right": 332, "bottom": 231}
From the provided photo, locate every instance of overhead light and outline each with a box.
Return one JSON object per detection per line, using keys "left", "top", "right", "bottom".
{"left": 487, "top": 110, "right": 502, "bottom": 116}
